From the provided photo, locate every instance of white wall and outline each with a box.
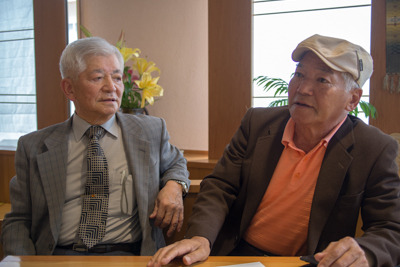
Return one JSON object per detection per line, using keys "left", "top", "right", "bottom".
{"left": 79, "top": 0, "right": 208, "bottom": 151}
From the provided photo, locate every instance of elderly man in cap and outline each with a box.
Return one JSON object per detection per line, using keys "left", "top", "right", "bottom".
{"left": 148, "top": 34, "right": 400, "bottom": 267}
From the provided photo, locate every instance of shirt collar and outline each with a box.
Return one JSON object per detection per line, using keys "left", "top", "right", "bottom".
{"left": 72, "top": 113, "right": 119, "bottom": 141}
{"left": 282, "top": 116, "right": 347, "bottom": 150}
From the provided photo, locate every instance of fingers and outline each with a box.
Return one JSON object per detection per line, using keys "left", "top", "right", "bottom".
{"left": 166, "top": 207, "right": 184, "bottom": 237}
{"left": 149, "top": 204, "right": 158, "bottom": 219}
{"left": 150, "top": 182, "right": 184, "bottom": 235}
{"left": 314, "top": 237, "right": 368, "bottom": 267}
{"left": 148, "top": 239, "right": 193, "bottom": 267}
{"left": 148, "top": 237, "right": 210, "bottom": 267}
{"left": 181, "top": 237, "right": 210, "bottom": 265}
{"left": 176, "top": 209, "right": 184, "bottom": 232}
{"left": 153, "top": 203, "right": 167, "bottom": 228}
{"left": 152, "top": 199, "right": 182, "bottom": 229}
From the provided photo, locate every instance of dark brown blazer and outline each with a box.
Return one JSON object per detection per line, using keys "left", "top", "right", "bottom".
{"left": 186, "top": 107, "right": 400, "bottom": 267}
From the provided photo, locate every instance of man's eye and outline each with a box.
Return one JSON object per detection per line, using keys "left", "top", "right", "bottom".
{"left": 318, "top": 78, "right": 329, "bottom": 83}
{"left": 294, "top": 72, "right": 303, "bottom": 78}
{"left": 113, "top": 76, "right": 122, "bottom": 82}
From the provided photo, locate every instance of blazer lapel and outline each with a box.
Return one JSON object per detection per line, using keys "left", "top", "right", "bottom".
{"left": 240, "top": 117, "right": 287, "bottom": 233}
{"left": 36, "top": 120, "right": 71, "bottom": 242}
{"left": 117, "top": 113, "right": 155, "bottom": 253}
{"left": 122, "top": 124, "right": 150, "bottom": 205}
{"left": 117, "top": 113, "right": 150, "bottom": 200}
{"left": 307, "top": 117, "right": 355, "bottom": 253}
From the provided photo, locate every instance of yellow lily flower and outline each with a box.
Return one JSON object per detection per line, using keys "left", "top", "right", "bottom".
{"left": 133, "top": 57, "right": 160, "bottom": 76}
{"left": 141, "top": 86, "right": 163, "bottom": 107}
{"left": 135, "top": 72, "right": 164, "bottom": 108}
{"left": 119, "top": 46, "right": 141, "bottom": 63}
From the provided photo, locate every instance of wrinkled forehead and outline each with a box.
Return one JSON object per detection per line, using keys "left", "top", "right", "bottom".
{"left": 83, "top": 54, "right": 123, "bottom": 72}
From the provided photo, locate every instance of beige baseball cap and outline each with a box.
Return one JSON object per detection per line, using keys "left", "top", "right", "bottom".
{"left": 292, "top": 34, "right": 373, "bottom": 88}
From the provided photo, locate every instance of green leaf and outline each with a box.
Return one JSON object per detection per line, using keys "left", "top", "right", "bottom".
{"left": 254, "top": 76, "right": 288, "bottom": 96}
{"left": 269, "top": 98, "right": 288, "bottom": 107}
{"left": 350, "top": 106, "right": 359, "bottom": 117}
{"left": 79, "top": 25, "right": 93, "bottom": 37}
{"left": 359, "top": 100, "right": 377, "bottom": 119}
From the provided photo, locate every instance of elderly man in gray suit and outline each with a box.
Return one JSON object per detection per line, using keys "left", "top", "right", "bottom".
{"left": 1, "top": 37, "right": 190, "bottom": 256}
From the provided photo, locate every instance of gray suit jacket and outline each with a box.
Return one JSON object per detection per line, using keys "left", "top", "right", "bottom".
{"left": 1, "top": 112, "right": 189, "bottom": 256}
{"left": 186, "top": 107, "right": 400, "bottom": 266}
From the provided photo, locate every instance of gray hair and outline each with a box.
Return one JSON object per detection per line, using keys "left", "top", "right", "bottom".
{"left": 341, "top": 72, "right": 360, "bottom": 92}
{"left": 59, "top": 37, "right": 124, "bottom": 80}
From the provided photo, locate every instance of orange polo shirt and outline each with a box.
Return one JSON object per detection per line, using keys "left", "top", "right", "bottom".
{"left": 243, "top": 117, "right": 345, "bottom": 256}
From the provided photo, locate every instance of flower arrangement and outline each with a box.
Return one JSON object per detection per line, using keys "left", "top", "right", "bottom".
{"left": 80, "top": 26, "right": 164, "bottom": 111}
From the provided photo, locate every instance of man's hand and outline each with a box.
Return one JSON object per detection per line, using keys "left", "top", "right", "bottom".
{"left": 147, "top": 236, "right": 210, "bottom": 267}
{"left": 314, "top": 237, "right": 369, "bottom": 267}
{"left": 149, "top": 180, "right": 184, "bottom": 237}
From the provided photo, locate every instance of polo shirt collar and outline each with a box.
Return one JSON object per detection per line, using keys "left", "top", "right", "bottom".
{"left": 282, "top": 116, "right": 347, "bottom": 150}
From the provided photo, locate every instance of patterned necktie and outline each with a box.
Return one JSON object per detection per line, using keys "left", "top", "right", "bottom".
{"left": 78, "top": 126, "right": 109, "bottom": 248}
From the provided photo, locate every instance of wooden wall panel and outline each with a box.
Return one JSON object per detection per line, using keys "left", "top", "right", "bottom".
{"left": 369, "top": 0, "right": 400, "bottom": 133}
{"left": 0, "top": 151, "right": 15, "bottom": 203}
{"left": 208, "top": 0, "right": 252, "bottom": 160}
{"left": 34, "top": 0, "right": 69, "bottom": 129}
{"left": 0, "top": 0, "right": 68, "bottom": 200}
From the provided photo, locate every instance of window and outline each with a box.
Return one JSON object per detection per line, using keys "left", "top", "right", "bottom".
{"left": 0, "top": 0, "right": 35, "bottom": 149}
{"left": 252, "top": 0, "right": 371, "bottom": 121}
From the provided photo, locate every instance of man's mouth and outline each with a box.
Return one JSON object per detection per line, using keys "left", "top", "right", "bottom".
{"left": 101, "top": 98, "right": 117, "bottom": 102}
{"left": 294, "top": 101, "right": 311, "bottom": 108}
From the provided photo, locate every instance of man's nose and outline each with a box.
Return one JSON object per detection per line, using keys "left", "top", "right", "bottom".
{"left": 296, "top": 79, "right": 313, "bottom": 95}
{"left": 103, "top": 76, "right": 116, "bottom": 91}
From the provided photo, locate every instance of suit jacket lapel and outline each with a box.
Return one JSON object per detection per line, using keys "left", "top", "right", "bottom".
{"left": 36, "top": 119, "right": 71, "bottom": 242}
{"left": 116, "top": 113, "right": 155, "bottom": 253}
{"left": 307, "top": 117, "right": 355, "bottom": 253}
{"left": 117, "top": 113, "right": 150, "bottom": 199}
{"left": 240, "top": 115, "right": 288, "bottom": 233}
{"left": 123, "top": 124, "right": 150, "bottom": 205}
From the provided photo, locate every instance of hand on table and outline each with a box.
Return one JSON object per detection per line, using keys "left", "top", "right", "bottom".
{"left": 149, "top": 180, "right": 184, "bottom": 237}
{"left": 147, "top": 236, "right": 211, "bottom": 267}
{"left": 314, "top": 236, "right": 369, "bottom": 267}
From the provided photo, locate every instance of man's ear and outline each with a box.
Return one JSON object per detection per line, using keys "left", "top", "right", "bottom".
{"left": 345, "top": 88, "right": 362, "bottom": 112}
{"left": 61, "top": 78, "right": 76, "bottom": 101}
